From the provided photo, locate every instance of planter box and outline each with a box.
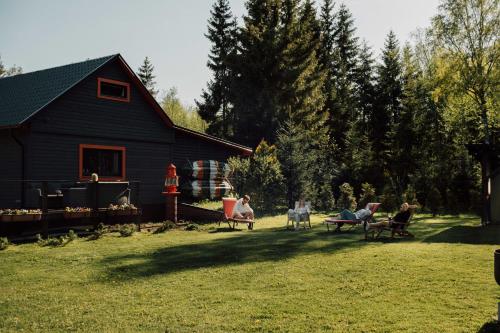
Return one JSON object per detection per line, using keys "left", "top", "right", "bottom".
{"left": 0, "top": 214, "right": 42, "bottom": 222}
{"left": 63, "top": 211, "right": 92, "bottom": 219}
{"left": 107, "top": 209, "right": 139, "bottom": 216}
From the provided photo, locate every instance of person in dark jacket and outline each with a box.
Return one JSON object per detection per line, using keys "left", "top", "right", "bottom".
{"left": 366, "top": 202, "right": 418, "bottom": 236}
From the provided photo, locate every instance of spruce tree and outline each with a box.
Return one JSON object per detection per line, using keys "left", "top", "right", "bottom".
{"left": 318, "top": 0, "right": 336, "bottom": 130}
{"left": 196, "top": 0, "right": 237, "bottom": 139}
{"left": 230, "top": 0, "right": 282, "bottom": 146}
{"left": 137, "top": 57, "right": 158, "bottom": 98}
{"left": 373, "top": 31, "right": 403, "bottom": 192}
{"left": 329, "top": 3, "right": 359, "bottom": 150}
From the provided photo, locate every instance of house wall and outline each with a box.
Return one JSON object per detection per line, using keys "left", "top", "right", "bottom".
{"left": 491, "top": 170, "right": 500, "bottom": 224}
{"left": 1, "top": 58, "right": 248, "bottom": 219}
{"left": 24, "top": 58, "right": 174, "bottom": 213}
{"left": 0, "top": 130, "right": 23, "bottom": 208}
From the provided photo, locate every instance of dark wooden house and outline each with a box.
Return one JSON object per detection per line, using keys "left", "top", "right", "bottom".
{"left": 0, "top": 54, "right": 251, "bottom": 219}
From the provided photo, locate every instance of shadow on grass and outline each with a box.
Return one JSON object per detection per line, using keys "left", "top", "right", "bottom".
{"left": 478, "top": 320, "right": 500, "bottom": 333}
{"left": 423, "top": 225, "right": 500, "bottom": 245}
{"left": 99, "top": 226, "right": 367, "bottom": 281}
{"left": 98, "top": 215, "right": 492, "bottom": 282}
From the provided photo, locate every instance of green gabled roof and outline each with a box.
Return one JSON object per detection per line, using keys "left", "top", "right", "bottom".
{"left": 0, "top": 54, "right": 117, "bottom": 127}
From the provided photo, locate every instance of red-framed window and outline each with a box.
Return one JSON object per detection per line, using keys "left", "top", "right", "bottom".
{"left": 97, "top": 77, "right": 130, "bottom": 102}
{"left": 79, "top": 144, "right": 126, "bottom": 181}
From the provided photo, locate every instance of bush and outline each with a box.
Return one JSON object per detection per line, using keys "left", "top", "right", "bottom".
{"left": 426, "top": 186, "right": 442, "bottom": 217}
{"left": 337, "top": 183, "right": 357, "bottom": 210}
{"left": 0, "top": 237, "right": 9, "bottom": 250}
{"left": 229, "top": 140, "right": 285, "bottom": 214}
{"left": 88, "top": 223, "right": 108, "bottom": 240}
{"left": 185, "top": 223, "right": 199, "bottom": 231}
{"left": 36, "top": 231, "right": 77, "bottom": 247}
{"left": 119, "top": 224, "right": 137, "bottom": 237}
{"left": 154, "top": 221, "right": 177, "bottom": 234}
{"left": 402, "top": 184, "right": 420, "bottom": 206}
{"left": 358, "top": 183, "right": 377, "bottom": 209}
{"left": 380, "top": 185, "right": 399, "bottom": 213}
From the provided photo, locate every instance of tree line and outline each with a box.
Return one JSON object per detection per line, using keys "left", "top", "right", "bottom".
{"left": 197, "top": 0, "right": 499, "bottom": 214}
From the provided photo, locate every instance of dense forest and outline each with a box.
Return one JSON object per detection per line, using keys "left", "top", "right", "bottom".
{"left": 195, "top": 0, "right": 499, "bottom": 214}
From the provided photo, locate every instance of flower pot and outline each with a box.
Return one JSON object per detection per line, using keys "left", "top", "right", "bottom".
{"left": 108, "top": 208, "right": 138, "bottom": 216}
{"left": 0, "top": 214, "right": 42, "bottom": 222}
{"left": 495, "top": 249, "right": 500, "bottom": 286}
{"left": 63, "top": 211, "right": 92, "bottom": 219}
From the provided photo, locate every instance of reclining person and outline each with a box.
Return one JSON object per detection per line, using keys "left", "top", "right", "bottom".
{"left": 366, "top": 202, "right": 417, "bottom": 235}
{"left": 232, "top": 194, "right": 254, "bottom": 220}
{"left": 333, "top": 203, "right": 374, "bottom": 231}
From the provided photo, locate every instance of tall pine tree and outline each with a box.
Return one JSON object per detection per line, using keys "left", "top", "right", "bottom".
{"left": 196, "top": 0, "right": 238, "bottom": 139}
{"left": 137, "top": 57, "right": 158, "bottom": 98}
{"left": 328, "top": 4, "right": 359, "bottom": 150}
{"left": 372, "top": 31, "right": 403, "bottom": 193}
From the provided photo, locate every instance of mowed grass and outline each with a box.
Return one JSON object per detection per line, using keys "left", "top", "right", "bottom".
{"left": 1, "top": 213, "right": 499, "bottom": 332}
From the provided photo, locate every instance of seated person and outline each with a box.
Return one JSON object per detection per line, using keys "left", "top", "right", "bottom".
{"left": 333, "top": 203, "right": 374, "bottom": 231}
{"left": 366, "top": 202, "right": 417, "bottom": 234}
{"left": 288, "top": 198, "right": 310, "bottom": 230}
{"left": 232, "top": 194, "right": 254, "bottom": 220}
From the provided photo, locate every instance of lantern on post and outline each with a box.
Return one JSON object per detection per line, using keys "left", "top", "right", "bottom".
{"left": 164, "top": 164, "right": 179, "bottom": 193}
{"left": 162, "top": 164, "right": 180, "bottom": 222}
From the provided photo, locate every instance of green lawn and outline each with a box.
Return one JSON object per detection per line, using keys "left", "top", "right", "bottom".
{"left": 1, "top": 213, "right": 499, "bottom": 332}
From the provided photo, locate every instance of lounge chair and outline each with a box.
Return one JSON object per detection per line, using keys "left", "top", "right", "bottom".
{"left": 366, "top": 210, "right": 416, "bottom": 240}
{"left": 325, "top": 203, "right": 381, "bottom": 232}
{"left": 221, "top": 198, "right": 255, "bottom": 230}
{"left": 286, "top": 201, "right": 312, "bottom": 229}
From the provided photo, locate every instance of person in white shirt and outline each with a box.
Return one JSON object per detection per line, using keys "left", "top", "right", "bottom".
{"left": 232, "top": 195, "right": 254, "bottom": 220}
{"left": 288, "top": 198, "right": 310, "bottom": 230}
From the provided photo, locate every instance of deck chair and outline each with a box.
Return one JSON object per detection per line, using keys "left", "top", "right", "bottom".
{"left": 325, "top": 203, "right": 381, "bottom": 232}
{"left": 221, "top": 198, "right": 255, "bottom": 230}
{"left": 365, "top": 210, "right": 416, "bottom": 240}
{"left": 286, "top": 201, "right": 312, "bottom": 229}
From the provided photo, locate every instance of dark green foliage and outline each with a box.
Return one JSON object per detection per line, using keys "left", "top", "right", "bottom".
{"left": 337, "top": 183, "right": 356, "bottom": 210}
{"left": 88, "top": 223, "right": 109, "bottom": 241}
{"left": 229, "top": 140, "right": 285, "bottom": 214}
{"left": 373, "top": 31, "right": 402, "bottom": 181}
{"left": 185, "top": 223, "right": 200, "bottom": 231}
{"left": 358, "top": 183, "right": 376, "bottom": 209}
{"left": 137, "top": 57, "right": 158, "bottom": 98}
{"left": 402, "top": 184, "right": 419, "bottom": 206}
{"left": 327, "top": 4, "right": 359, "bottom": 150}
{"left": 119, "top": 224, "right": 137, "bottom": 237}
{"left": 276, "top": 120, "right": 336, "bottom": 211}
{"left": 154, "top": 221, "right": 177, "bottom": 234}
{"left": 426, "top": 186, "right": 442, "bottom": 217}
{"left": 0, "top": 237, "right": 9, "bottom": 250}
{"left": 196, "top": 0, "right": 237, "bottom": 139}
{"left": 230, "top": 0, "right": 326, "bottom": 147}
{"left": 380, "top": 185, "right": 399, "bottom": 213}
{"left": 36, "top": 230, "right": 77, "bottom": 247}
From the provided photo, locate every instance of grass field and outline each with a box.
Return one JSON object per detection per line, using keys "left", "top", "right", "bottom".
{"left": 1, "top": 213, "right": 499, "bottom": 332}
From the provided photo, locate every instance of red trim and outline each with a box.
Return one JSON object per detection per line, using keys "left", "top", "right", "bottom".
{"left": 174, "top": 125, "right": 253, "bottom": 156}
{"left": 97, "top": 77, "right": 130, "bottom": 102}
{"left": 79, "top": 144, "right": 126, "bottom": 181}
{"left": 115, "top": 55, "right": 174, "bottom": 126}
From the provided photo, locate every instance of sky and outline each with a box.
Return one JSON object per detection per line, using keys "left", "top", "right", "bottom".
{"left": 0, "top": 0, "right": 440, "bottom": 106}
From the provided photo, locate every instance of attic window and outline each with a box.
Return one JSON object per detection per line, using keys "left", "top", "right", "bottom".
{"left": 97, "top": 78, "right": 130, "bottom": 102}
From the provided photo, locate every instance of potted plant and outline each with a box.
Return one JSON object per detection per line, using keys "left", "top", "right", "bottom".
{"left": 107, "top": 203, "right": 138, "bottom": 216}
{"left": 0, "top": 209, "right": 42, "bottom": 222}
{"left": 63, "top": 207, "right": 92, "bottom": 219}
